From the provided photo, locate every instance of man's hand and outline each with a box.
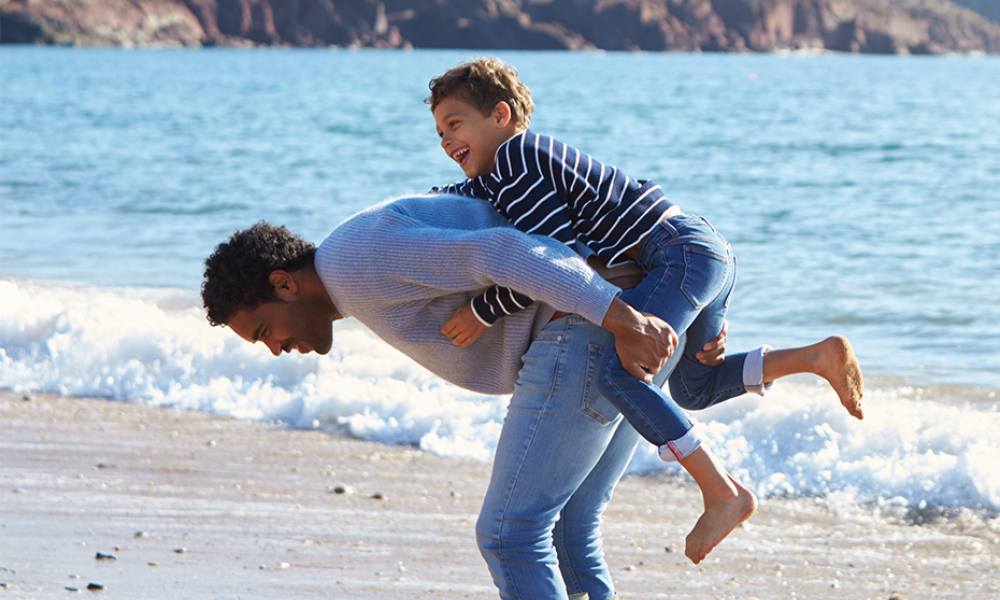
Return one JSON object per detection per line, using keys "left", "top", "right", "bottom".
{"left": 601, "top": 298, "right": 679, "bottom": 384}
{"left": 696, "top": 320, "right": 728, "bottom": 366}
{"left": 441, "top": 301, "right": 489, "bottom": 347}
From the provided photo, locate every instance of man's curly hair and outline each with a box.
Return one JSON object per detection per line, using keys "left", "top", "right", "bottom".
{"left": 202, "top": 221, "right": 316, "bottom": 327}
{"left": 426, "top": 57, "right": 534, "bottom": 129}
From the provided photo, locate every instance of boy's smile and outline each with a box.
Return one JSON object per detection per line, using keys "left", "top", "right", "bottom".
{"left": 433, "top": 96, "right": 518, "bottom": 179}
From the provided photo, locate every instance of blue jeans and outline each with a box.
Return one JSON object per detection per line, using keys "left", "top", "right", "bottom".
{"left": 597, "top": 214, "right": 751, "bottom": 455}
{"left": 477, "top": 315, "right": 681, "bottom": 600}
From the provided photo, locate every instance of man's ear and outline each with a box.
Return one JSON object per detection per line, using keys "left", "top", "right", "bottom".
{"left": 492, "top": 101, "right": 513, "bottom": 129}
{"left": 269, "top": 270, "right": 298, "bottom": 301}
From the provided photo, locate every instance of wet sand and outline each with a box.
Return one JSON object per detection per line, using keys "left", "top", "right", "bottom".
{"left": 1, "top": 390, "right": 997, "bottom": 599}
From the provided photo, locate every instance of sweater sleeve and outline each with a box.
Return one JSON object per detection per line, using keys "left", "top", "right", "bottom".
{"left": 339, "top": 208, "right": 619, "bottom": 327}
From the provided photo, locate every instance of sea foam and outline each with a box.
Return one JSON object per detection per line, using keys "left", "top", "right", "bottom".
{"left": 2, "top": 278, "right": 997, "bottom": 510}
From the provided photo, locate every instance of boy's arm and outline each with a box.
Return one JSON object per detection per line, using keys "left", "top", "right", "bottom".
{"left": 442, "top": 286, "right": 535, "bottom": 347}
{"left": 431, "top": 178, "right": 487, "bottom": 200}
{"left": 471, "top": 286, "right": 534, "bottom": 326}
{"left": 441, "top": 301, "right": 487, "bottom": 347}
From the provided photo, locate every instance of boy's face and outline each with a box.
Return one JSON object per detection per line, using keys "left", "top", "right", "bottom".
{"left": 433, "top": 95, "right": 516, "bottom": 179}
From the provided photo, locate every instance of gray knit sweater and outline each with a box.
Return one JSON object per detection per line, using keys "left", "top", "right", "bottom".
{"left": 314, "top": 195, "right": 621, "bottom": 395}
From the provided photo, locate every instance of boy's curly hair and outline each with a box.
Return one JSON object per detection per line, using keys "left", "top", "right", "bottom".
{"left": 426, "top": 57, "right": 534, "bottom": 128}
{"left": 202, "top": 221, "right": 316, "bottom": 327}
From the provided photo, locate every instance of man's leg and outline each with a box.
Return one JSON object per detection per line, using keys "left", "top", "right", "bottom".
{"left": 476, "top": 316, "right": 631, "bottom": 600}
{"left": 553, "top": 335, "right": 681, "bottom": 599}
{"left": 553, "top": 419, "right": 639, "bottom": 600}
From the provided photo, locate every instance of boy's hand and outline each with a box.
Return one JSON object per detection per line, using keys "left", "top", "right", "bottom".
{"left": 442, "top": 301, "right": 489, "bottom": 347}
{"left": 696, "top": 320, "right": 729, "bottom": 366}
{"left": 601, "top": 298, "right": 679, "bottom": 384}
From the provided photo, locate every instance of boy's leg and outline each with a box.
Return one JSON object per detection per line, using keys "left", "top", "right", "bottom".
{"left": 664, "top": 248, "right": 759, "bottom": 411}
{"left": 477, "top": 316, "right": 638, "bottom": 600}
{"left": 757, "top": 336, "right": 865, "bottom": 419}
{"left": 646, "top": 220, "right": 862, "bottom": 417}
{"left": 678, "top": 445, "right": 758, "bottom": 564}
{"left": 597, "top": 217, "right": 759, "bottom": 563}
{"left": 659, "top": 236, "right": 863, "bottom": 418}
{"left": 597, "top": 216, "right": 741, "bottom": 454}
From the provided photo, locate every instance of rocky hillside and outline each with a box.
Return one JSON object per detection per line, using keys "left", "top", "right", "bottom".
{"left": 949, "top": 0, "right": 1000, "bottom": 25}
{"left": 2, "top": 0, "right": 998, "bottom": 54}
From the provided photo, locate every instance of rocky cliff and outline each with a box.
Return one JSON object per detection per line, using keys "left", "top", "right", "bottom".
{"left": 2, "top": 0, "right": 998, "bottom": 54}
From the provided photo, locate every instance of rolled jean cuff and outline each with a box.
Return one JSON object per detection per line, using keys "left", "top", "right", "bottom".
{"left": 658, "top": 425, "right": 703, "bottom": 462}
{"left": 743, "top": 345, "right": 773, "bottom": 396}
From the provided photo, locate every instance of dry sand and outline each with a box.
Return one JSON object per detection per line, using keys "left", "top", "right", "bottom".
{"left": 1, "top": 390, "right": 997, "bottom": 599}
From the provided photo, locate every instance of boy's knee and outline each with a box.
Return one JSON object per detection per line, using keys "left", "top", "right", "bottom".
{"left": 594, "top": 370, "right": 617, "bottom": 399}
{"left": 667, "top": 373, "right": 710, "bottom": 410}
{"left": 595, "top": 353, "right": 629, "bottom": 398}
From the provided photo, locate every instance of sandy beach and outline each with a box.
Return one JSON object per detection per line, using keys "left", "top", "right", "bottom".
{"left": 1, "top": 390, "right": 997, "bottom": 600}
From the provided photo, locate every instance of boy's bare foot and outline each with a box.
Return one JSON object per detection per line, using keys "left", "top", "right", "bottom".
{"left": 816, "top": 335, "right": 864, "bottom": 420}
{"left": 684, "top": 478, "right": 757, "bottom": 565}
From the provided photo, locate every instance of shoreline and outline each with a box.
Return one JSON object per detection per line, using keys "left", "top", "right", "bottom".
{"left": 2, "top": 390, "right": 997, "bottom": 599}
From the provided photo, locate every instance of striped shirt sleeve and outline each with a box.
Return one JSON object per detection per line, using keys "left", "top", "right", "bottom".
{"left": 470, "top": 286, "right": 534, "bottom": 326}
{"left": 431, "top": 178, "right": 486, "bottom": 199}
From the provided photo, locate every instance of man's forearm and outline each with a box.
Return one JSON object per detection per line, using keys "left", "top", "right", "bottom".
{"left": 601, "top": 297, "right": 679, "bottom": 383}
{"left": 600, "top": 297, "right": 646, "bottom": 339}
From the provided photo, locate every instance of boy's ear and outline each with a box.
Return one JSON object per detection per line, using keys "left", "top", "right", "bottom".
{"left": 269, "top": 270, "right": 299, "bottom": 301}
{"left": 492, "top": 101, "right": 513, "bottom": 129}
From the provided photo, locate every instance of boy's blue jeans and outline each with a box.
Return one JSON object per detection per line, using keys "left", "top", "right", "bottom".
{"left": 478, "top": 315, "right": 682, "bottom": 600}
{"left": 598, "top": 214, "right": 757, "bottom": 460}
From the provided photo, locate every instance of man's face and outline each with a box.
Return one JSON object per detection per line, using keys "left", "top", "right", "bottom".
{"left": 434, "top": 95, "right": 512, "bottom": 179}
{"left": 228, "top": 294, "right": 334, "bottom": 356}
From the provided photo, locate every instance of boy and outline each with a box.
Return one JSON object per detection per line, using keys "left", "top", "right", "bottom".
{"left": 426, "top": 58, "right": 864, "bottom": 564}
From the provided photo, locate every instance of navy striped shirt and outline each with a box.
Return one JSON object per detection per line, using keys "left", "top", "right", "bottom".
{"left": 435, "top": 129, "right": 674, "bottom": 325}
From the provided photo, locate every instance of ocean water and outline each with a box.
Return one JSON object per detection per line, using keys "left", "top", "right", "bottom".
{"left": 1, "top": 47, "right": 998, "bottom": 514}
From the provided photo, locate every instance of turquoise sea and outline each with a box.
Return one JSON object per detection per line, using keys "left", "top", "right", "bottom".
{"left": 2, "top": 47, "right": 999, "bottom": 511}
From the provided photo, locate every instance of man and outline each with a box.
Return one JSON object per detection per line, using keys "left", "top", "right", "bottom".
{"left": 202, "top": 195, "right": 725, "bottom": 600}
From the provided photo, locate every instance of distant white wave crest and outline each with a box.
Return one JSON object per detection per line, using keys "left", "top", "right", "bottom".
{"left": 2, "top": 278, "right": 997, "bottom": 511}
